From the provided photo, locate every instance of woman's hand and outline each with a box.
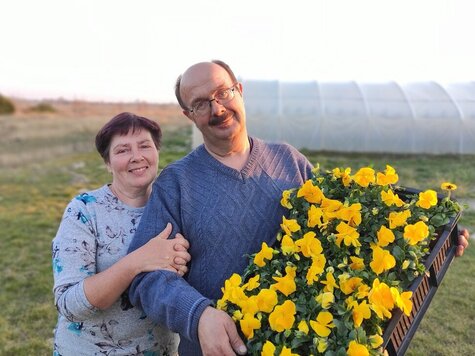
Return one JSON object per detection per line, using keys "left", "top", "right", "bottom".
{"left": 135, "top": 223, "right": 191, "bottom": 276}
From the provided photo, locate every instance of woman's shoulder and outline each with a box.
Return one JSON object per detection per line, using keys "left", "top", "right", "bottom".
{"left": 69, "top": 185, "right": 108, "bottom": 205}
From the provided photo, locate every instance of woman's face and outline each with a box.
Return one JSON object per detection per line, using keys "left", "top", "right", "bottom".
{"left": 107, "top": 128, "right": 159, "bottom": 194}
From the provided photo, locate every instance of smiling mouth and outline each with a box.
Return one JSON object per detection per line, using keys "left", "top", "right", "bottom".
{"left": 128, "top": 166, "right": 148, "bottom": 173}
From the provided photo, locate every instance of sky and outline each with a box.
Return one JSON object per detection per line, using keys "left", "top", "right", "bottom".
{"left": 1, "top": 0, "right": 475, "bottom": 103}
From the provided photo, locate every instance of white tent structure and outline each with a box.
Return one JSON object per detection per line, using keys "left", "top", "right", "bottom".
{"left": 192, "top": 81, "right": 475, "bottom": 154}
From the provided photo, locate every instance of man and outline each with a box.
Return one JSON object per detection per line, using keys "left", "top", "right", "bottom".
{"left": 128, "top": 60, "right": 469, "bottom": 356}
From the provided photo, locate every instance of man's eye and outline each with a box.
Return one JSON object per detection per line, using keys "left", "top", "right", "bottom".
{"left": 195, "top": 101, "right": 208, "bottom": 111}
{"left": 216, "top": 90, "right": 228, "bottom": 99}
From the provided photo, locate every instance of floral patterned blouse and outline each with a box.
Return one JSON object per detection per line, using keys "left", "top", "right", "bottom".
{"left": 52, "top": 185, "right": 178, "bottom": 355}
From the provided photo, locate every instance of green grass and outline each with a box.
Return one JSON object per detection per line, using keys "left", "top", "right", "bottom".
{"left": 0, "top": 124, "right": 473, "bottom": 355}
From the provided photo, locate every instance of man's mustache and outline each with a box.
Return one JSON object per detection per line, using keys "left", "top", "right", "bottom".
{"left": 209, "top": 113, "right": 232, "bottom": 126}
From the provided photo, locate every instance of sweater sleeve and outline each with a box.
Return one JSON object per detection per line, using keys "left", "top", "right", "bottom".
{"left": 52, "top": 197, "right": 99, "bottom": 321}
{"left": 127, "top": 172, "right": 212, "bottom": 343}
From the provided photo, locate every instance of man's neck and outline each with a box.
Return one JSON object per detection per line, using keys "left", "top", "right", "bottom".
{"left": 204, "top": 137, "right": 251, "bottom": 171}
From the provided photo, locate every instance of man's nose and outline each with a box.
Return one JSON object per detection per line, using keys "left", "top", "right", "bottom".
{"left": 210, "top": 99, "right": 226, "bottom": 115}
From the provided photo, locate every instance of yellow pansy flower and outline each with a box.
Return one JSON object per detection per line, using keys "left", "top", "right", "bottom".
{"left": 281, "top": 234, "right": 298, "bottom": 255}
{"left": 349, "top": 256, "right": 365, "bottom": 270}
{"left": 321, "top": 271, "right": 339, "bottom": 292}
{"left": 307, "top": 204, "right": 324, "bottom": 228}
{"left": 240, "top": 313, "right": 261, "bottom": 339}
{"left": 254, "top": 242, "right": 275, "bottom": 267}
{"left": 320, "top": 197, "right": 343, "bottom": 220}
{"left": 271, "top": 266, "right": 297, "bottom": 296}
{"left": 317, "top": 338, "right": 328, "bottom": 353}
{"left": 370, "top": 245, "right": 396, "bottom": 275}
{"left": 381, "top": 189, "right": 404, "bottom": 207}
{"left": 280, "top": 189, "right": 293, "bottom": 209}
{"left": 352, "top": 167, "right": 375, "bottom": 187}
{"left": 261, "top": 340, "right": 276, "bottom": 356}
{"left": 232, "top": 309, "right": 243, "bottom": 321}
{"left": 441, "top": 182, "right": 457, "bottom": 191}
{"left": 315, "top": 291, "right": 334, "bottom": 309}
{"left": 416, "top": 189, "right": 438, "bottom": 209}
{"left": 332, "top": 167, "right": 352, "bottom": 187}
{"left": 239, "top": 295, "right": 259, "bottom": 316}
{"left": 335, "top": 221, "right": 361, "bottom": 248}
{"left": 268, "top": 300, "right": 296, "bottom": 332}
{"left": 256, "top": 288, "right": 278, "bottom": 313}
{"left": 279, "top": 346, "right": 300, "bottom": 356}
{"left": 347, "top": 340, "right": 369, "bottom": 356}
{"left": 391, "top": 287, "right": 413, "bottom": 316}
{"left": 355, "top": 283, "right": 370, "bottom": 299}
{"left": 337, "top": 203, "right": 362, "bottom": 226}
{"left": 306, "top": 254, "right": 326, "bottom": 285}
{"left": 339, "top": 274, "right": 363, "bottom": 295}
{"left": 403, "top": 220, "right": 429, "bottom": 245}
{"left": 244, "top": 275, "right": 260, "bottom": 291}
{"left": 388, "top": 210, "right": 411, "bottom": 229}
{"left": 376, "top": 225, "right": 395, "bottom": 247}
{"left": 309, "top": 311, "right": 335, "bottom": 337}
{"left": 298, "top": 320, "right": 309, "bottom": 334}
{"left": 297, "top": 179, "right": 324, "bottom": 203}
{"left": 376, "top": 164, "right": 399, "bottom": 185}
{"left": 369, "top": 334, "right": 384, "bottom": 349}
{"left": 368, "top": 279, "right": 394, "bottom": 320}
{"left": 281, "top": 216, "right": 301, "bottom": 236}
{"left": 352, "top": 300, "right": 372, "bottom": 327}
{"left": 295, "top": 231, "right": 323, "bottom": 257}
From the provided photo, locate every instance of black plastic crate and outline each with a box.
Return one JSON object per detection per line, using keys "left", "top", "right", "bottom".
{"left": 382, "top": 187, "right": 461, "bottom": 355}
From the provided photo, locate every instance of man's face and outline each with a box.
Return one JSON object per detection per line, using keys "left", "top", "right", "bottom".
{"left": 180, "top": 63, "right": 247, "bottom": 146}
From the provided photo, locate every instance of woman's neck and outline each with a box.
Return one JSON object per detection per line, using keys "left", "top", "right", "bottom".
{"left": 109, "top": 183, "right": 151, "bottom": 208}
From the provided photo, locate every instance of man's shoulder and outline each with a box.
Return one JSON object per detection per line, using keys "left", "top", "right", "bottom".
{"left": 253, "top": 137, "right": 303, "bottom": 157}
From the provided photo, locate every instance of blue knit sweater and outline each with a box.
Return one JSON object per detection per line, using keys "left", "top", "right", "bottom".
{"left": 128, "top": 137, "right": 313, "bottom": 355}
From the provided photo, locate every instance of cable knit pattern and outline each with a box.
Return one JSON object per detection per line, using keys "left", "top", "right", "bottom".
{"left": 128, "top": 137, "right": 313, "bottom": 356}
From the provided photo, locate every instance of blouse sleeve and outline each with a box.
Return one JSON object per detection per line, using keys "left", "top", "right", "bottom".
{"left": 52, "top": 196, "right": 99, "bottom": 321}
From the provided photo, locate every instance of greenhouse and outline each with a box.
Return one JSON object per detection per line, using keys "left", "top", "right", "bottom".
{"left": 192, "top": 81, "right": 475, "bottom": 154}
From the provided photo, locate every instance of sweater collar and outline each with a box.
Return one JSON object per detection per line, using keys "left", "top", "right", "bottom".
{"left": 198, "top": 136, "right": 262, "bottom": 180}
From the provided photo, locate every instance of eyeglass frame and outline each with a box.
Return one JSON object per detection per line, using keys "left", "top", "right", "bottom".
{"left": 186, "top": 84, "right": 239, "bottom": 117}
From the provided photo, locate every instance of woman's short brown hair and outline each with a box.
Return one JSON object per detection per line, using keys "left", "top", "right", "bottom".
{"left": 95, "top": 112, "right": 162, "bottom": 163}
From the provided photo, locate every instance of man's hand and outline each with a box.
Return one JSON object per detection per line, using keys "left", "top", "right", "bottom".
{"left": 455, "top": 228, "right": 470, "bottom": 257}
{"left": 198, "top": 307, "right": 247, "bottom": 356}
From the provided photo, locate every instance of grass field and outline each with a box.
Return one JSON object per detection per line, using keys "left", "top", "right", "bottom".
{"left": 0, "top": 106, "right": 473, "bottom": 355}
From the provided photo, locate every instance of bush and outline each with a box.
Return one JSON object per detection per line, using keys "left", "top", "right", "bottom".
{"left": 28, "top": 102, "right": 56, "bottom": 113}
{"left": 0, "top": 94, "right": 15, "bottom": 114}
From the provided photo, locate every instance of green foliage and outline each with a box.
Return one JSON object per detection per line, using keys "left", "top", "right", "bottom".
{"left": 0, "top": 94, "right": 15, "bottom": 114}
{"left": 0, "top": 123, "right": 473, "bottom": 355}
{"left": 28, "top": 102, "right": 56, "bottom": 113}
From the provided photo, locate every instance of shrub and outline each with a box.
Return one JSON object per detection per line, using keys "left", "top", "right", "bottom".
{"left": 28, "top": 102, "right": 56, "bottom": 113}
{"left": 0, "top": 94, "right": 15, "bottom": 114}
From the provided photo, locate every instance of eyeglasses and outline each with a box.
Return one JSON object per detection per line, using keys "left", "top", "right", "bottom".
{"left": 188, "top": 85, "right": 237, "bottom": 117}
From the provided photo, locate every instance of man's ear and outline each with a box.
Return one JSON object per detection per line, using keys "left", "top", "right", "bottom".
{"left": 183, "top": 110, "right": 195, "bottom": 122}
{"left": 236, "top": 82, "right": 243, "bottom": 95}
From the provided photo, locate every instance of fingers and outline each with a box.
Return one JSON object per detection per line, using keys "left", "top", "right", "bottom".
{"left": 455, "top": 229, "right": 469, "bottom": 257}
{"left": 174, "top": 233, "right": 190, "bottom": 249}
{"left": 225, "top": 320, "right": 247, "bottom": 355}
{"left": 174, "top": 255, "right": 190, "bottom": 265}
{"left": 455, "top": 244, "right": 465, "bottom": 257}
{"left": 157, "top": 223, "right": 173, "bottom": 240}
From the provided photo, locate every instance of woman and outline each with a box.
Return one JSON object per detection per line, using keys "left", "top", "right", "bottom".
{"left": 52, "top": 112, "right": 190, "bottom": 355}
